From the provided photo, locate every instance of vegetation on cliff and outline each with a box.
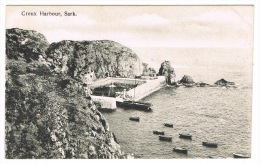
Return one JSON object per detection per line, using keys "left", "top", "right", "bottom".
{"left": 5, "top": 28, "right": 132, "bottom": 159}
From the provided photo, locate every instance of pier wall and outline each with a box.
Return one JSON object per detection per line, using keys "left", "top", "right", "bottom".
{"left": 89, "top": 77, "right": 146, "bottom": 89}
{"left": 126, "top": 76, "right": 166, "bottom": 101}
{"left": 91, "top": 96, "right": 117, "bottom": 109}
{"left": 90, "top": 76, "right": 166, "bottom": 102}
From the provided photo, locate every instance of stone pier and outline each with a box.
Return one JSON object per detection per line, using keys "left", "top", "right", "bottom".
{"left": 91, "top": 96, "right": 119, "bottom": 110}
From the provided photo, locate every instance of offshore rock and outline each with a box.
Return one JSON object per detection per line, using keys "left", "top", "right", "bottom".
{"left": 215, "top": 78, "right": 235, "bottom": 86}
{"left": 158, "top": 61, "right": 176, "bottom": 84}
{"left": 142, "top": 62, "right": 156, "bottom": 77}
{"left": 179, "top": 75, "right": 195, "bottom": 84}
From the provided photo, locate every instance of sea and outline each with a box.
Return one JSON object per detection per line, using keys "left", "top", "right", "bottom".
{"left": 102, "top": 47, "right": 253, "bottom": 159}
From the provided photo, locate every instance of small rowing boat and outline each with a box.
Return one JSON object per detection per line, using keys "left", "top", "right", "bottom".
{"left": 159, "top": 135, "right": 172, "bottom": 142}
{"left": 164, "top": 123, "right": 173, "bottom": 128}
{"left": 153, "top": 130, "right": 164, "bottom": 135}
{"left": 179, "top": 134, "right": 192, "bottom": 139}
{"left": 129, "top": 116, "right": 140, "bottom": 122}
{"left": 202, "top": 141, "right": 218, "bottom": 148}
{"left": 172, "top": 147, "right": 188, "bottom": 154}
{"left": 233, "top": 153, "right": 250, "bottom": 158}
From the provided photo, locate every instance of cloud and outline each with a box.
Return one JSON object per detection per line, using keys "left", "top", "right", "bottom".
{"left": 189, "top": 9, "right": 252, "bottom": 31}
{"left": 123, "top": 14, "right": 172, "bottom": 26}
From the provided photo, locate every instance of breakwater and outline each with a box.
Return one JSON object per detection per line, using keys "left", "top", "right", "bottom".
{"left": 126, "top": 76, "right": 166, "bottom": 101}
{"left": 90, "top": 76, "right": 166, "bottom": 100}
{"left": 91, "top": 96, "right": 118, "bottom": 110}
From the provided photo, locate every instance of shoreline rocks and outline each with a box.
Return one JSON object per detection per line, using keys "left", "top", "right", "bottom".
{"left": 179, "top": 75, "right": 195, "bottom": 84}
{"left": 168, "top": 76, "right": 237, "bottom": 89}
{"left": 214, "top": 78, "right": 235, "bottom": 86}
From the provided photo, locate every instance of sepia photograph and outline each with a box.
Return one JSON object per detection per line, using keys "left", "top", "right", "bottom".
{"left": 1, "top": 1, "right": 259, "bottom": 162}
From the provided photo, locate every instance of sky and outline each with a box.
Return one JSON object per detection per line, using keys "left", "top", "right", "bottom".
{"left": 5, "top": 5, "right": 254, "bottom": 49}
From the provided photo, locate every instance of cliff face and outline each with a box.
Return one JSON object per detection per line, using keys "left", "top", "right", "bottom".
{"left": 6, "top": 28, "right": 49, "bottom": 62}
{"left": 5, "top": 28, "right": 134, "bottom": 159}
{"left": 45, "top": 40, "right": 141, "bottom": 81}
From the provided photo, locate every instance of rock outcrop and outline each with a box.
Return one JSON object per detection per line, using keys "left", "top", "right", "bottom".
{"left": 158, "top": 61, "right": 176, "bottom": 84}
{"left": 45, "top": 40, "right": 141, "bottom": 81}
{"left": 6, "top": 28, "right": 49, "bottom": 62}
{"left": 142, "top": 63, "right": 156, "bottom": 76}
{"left": 179, "top": 75, "right": 195, "bottom": 84}
{"left": 5, "top": 28, "right": 134, "bottom": 159}
{"left": 214, "top": 78, "right": 235, "bottom": 86}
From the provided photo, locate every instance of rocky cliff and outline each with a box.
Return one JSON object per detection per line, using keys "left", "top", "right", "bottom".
{"left": 5, "top": 28, "right": 135, "bottom": 159}
{"left": 46, "top": 40, "right": 141, "bottom": 81}
{"left": 6, "top": 28, "right": 49, "bottom": 62}
{"left": 158, "top": 61, "right": 176, "bottom": 84}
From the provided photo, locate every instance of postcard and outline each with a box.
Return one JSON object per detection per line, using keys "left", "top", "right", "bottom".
{"left": 1, "top": 1, "right": 259, "bottom": 163}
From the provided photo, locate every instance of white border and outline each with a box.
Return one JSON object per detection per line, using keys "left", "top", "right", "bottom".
{"left": 0, "top": 1, "right": 259, "bottom": 164}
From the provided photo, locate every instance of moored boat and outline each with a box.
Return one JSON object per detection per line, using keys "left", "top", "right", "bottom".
{"left": 208, "top": 155, "right": 223, "bottom": 159}
{"left": 233, "top": 153, "right": 250, "bottom": 158}
{"left": 172, "top": 147, "right": 188, "bottom": 154}
{"left": 179, "top": 133, "right": 192, "bottom": 139}
{"left": 153, "top": 130, "right": 165, "bottom": 135}
{"left": 117, "top": 100, "right": 152, "bottom": 112}
{"left": 159, "top": 135, "right": 172, "bottom": 142}
{"left": 129, "top": 116, "right": 140, "bottom": 122}
{"left": 202, "top": 141, "right": 218, "bottom": 148}
{"left": 164, "top": 123, "right": 173, "bottom": 127}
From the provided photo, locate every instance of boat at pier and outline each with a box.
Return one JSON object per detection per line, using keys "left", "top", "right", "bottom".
{"left": 179, "top": 133, "right": 192, "bottom": 139}
{"left": 172, "top": 147, "right": 188, "bottom": 154}
{"left": 233, "top": 153, "right": 250, "bottom": 158}
{"left": 117, "top": 100, "right": 152, "bottom": 112}
{"left": 129, "top": 116, "right": 140, "bottom": 122}
{"left": 153, "top": 130, "right": 165, "bottom": 135}
{"left": 202, "top": 141, "right": 218, "bottom": 148}
{"left": 159, "top": 135, "right": 172, "bottom": 142}
{"left": 164, "top": 123, "right": 173, "bottom": 127}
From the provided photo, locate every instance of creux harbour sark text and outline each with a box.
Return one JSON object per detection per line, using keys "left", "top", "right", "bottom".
{"left": 21, "top": 11, "right": 77, "bottom": 17}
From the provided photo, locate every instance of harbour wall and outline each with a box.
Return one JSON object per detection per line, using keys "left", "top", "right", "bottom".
{"left": 91, "top": 96, "right": 120, "bottom": 110}
{"left": 90, "top": 76, "right": 166, "bottom": 109}
{"left": 89, "top": 77, "right": 146, "bottom": 89}
{"left": 126, "top": 76, "right": 166, "bottom": 101}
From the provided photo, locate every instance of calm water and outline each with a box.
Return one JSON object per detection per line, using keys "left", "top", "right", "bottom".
{"left": 102, "top": 59, "right": 252, "bottom": 159}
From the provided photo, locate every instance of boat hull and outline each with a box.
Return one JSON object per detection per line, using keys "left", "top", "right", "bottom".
{"left": 159, "top": 135, "right": 172, "bottom": 142}
{"left": 117, "top": 101, "right": 152, "bottom": 112}
{"left": 129, "top": 117, "right": 140, "bottom": 122}
{"left": 153, "top": 131, "right": 165, "bottom": 135}
{"left": 164, "top": 123, "right": 173, "bottom": 128}
{"left": 233, "top": 153, "right": 250, "bottom": 158}
{"left": 179, "top": 134, "right": 192, "bottom": 139}
{"left": 173, "top": 147, "right": 188, "bottom": 154}
{"left": 202, "top": 142, "right": 218, "bottom": 148}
